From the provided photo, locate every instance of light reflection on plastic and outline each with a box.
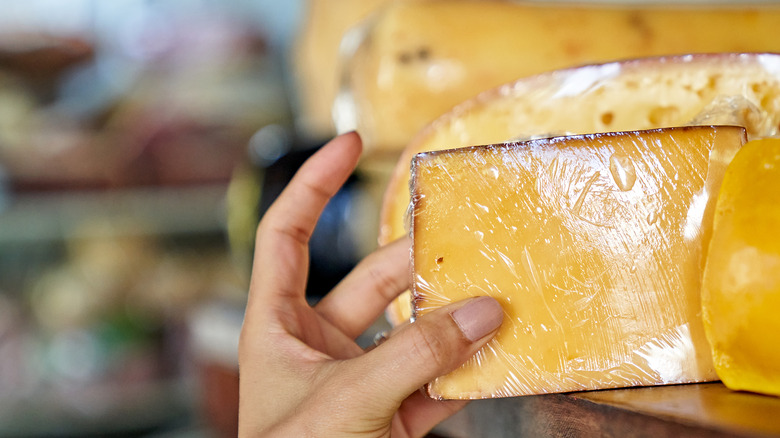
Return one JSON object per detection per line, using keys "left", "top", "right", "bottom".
{"left": 551, "top": 62, "right": 621, "bottom": 99}
{"left": 635, "top": 324, "right": 701, "bottom": 383}
{"left": 683, "top": 189, "right": 709, "bottom": 241}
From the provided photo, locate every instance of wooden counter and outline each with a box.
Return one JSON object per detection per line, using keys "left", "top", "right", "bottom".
{"left": 434, "top": 382, "right": 780, "bottom": 437}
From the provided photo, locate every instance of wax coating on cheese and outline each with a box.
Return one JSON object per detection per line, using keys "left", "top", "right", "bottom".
{"left": 411, "top": 126, "right": 746, "bottom": 400}
{"left": 702, "top": 138, "right": 780, "bottom": 397}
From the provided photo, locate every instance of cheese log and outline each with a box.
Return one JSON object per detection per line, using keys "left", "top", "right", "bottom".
{"left": 702, "top": 138, "right": 780, "bottom": 397}
{"left": 381, "top": 53, "right": 780, "bottom": 326}
{"left": 411, "top": 126, "right": 746, "bottom": 399}
{"left": 337, "top": 0, "right": 780, "bottom": 154}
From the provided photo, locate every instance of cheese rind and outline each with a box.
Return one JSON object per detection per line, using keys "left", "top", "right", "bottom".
{"left": 411, "top": 126, "right": 746, "bottom": 399}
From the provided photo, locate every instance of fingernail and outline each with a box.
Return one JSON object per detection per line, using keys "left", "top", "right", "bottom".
{"left": 450, "top": 296, "right": 503, "bottom": 342}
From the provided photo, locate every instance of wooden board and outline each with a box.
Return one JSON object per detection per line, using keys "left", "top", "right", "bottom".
{"left": 433, "top": 383, "right": 780, "bottom": 437}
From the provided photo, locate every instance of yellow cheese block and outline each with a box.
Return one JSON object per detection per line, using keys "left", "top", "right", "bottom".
{"left": 702, "top": 138, "right": 780, "bottom": 397}
{"left": 338, "top": 0, "right": 780, "bottom": 154}
{"left": 411, "top": 126, "right": 746, "bottom": 399}
{"left": 382, "top": 53, "right": 780, "bottom": 326}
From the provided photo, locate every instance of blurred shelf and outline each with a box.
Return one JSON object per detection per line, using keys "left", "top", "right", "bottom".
{"left": 0, "top": 184, "right": 229, "bottom": 244}
{"left": 0, "top": 378, "right": 195, "bottom": 437}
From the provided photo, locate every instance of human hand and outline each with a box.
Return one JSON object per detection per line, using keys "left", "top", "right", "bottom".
{"left": 238, "top": 132, "right": 504, "bottom": 437}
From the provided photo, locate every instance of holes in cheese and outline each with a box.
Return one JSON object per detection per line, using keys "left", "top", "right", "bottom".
{"left": 410, "top": 125, "right": 746, "bottom": 399}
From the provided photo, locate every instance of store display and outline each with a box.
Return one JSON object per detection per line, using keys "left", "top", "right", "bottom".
{"left": 4, "top": 0, "right": 780, "bottom": 434}
{"left": 0, "top": 4, "right": 285, "bottom": 435}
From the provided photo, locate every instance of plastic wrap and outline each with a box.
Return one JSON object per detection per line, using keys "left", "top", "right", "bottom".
{"left": 410, "top": 125, "right": 746, "bottom": 399}
{"left": 379, "top": 53, "right": 780, "bottom": 326}
{"left": 335, "top": 0, "right": 780, "bottom": 155}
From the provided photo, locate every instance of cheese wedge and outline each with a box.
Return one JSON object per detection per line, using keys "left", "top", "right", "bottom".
{"left": 702, "top": 138, "right": 780, "bottom": 397}
{"left": 382, "top": 53, "right": 780, "bottom": 326}
{"left": 338, "top": 0, "right": 780, "bottom": 154}
{"left": 411, "top": 126, "right": 746, "bottom": 399}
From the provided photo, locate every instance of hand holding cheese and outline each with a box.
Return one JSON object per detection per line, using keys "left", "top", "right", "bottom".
{"left": 238, "top": 132, "right": 503, "bottom": 437}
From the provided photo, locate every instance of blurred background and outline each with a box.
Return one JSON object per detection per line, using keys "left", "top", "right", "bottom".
{"left": 0, "top": 1, "right": 311, "bottom": 437}
{"left": 2, "top": 0, "right": 780, "bottom": 436}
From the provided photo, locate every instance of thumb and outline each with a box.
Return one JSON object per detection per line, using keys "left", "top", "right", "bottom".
{"left": 354, "top": 296, "right": 503, "bottom": 404}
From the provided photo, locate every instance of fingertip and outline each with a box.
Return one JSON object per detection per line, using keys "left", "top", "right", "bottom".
{"left": 386, "top": 235, "right": 412, "bottom": 258}
{"left": 331, "top": 130, "right": 363, "bottom": 155}
{"left": 292, "top": 131, "right": 363, "bottom": 191}
{"left": 341, "top": 129, "right": 362, "bottom": 143}
{"left": 351, "top": 296, "right": 503, "bottom": 406}
{"left": 450, "top": 296, "right": 504, "bottom": 342}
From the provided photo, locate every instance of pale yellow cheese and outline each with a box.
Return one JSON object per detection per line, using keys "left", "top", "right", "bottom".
{"left": 411, "top": 126, "right": 746, "bottom": 399}
{"left": 339, "top": 0, "right": 780, "bottom": 155}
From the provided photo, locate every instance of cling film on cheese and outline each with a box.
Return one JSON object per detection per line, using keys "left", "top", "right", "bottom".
{"left": 380, "top": 53, "right": 780, "bottom": 327}
{"left": 409, "top": 126, "right": 746, "bottom": 400}
{"left": 336, "top": 0, "right": 780, "bottom": 156}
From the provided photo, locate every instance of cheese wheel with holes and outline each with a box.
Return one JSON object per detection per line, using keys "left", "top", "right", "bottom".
{"left": 382, "top": 53, "right": 780, "bottom": 326}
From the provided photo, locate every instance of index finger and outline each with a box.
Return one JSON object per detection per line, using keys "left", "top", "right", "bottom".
{"left": 248, "top": 132, "right": 363, "bottom": 308}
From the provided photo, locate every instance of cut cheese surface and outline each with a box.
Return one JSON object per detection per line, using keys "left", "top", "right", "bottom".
{"left": 702, "top": 138, "right": 780, "bottom": 397}
{"left": 411, "top": 126, "right": 746, "bottom": 399}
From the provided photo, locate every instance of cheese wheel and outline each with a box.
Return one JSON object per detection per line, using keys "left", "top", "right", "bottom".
{"left": 338, "top": 0, "right": 780, "bottom": 154}
{"left": 381, "top": 53, "right": 780, "bottom": 326}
